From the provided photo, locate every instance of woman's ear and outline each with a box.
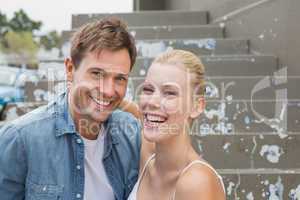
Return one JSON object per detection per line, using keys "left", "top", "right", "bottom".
{"left": 65, "top": 58, "right": 75, "bottom": 87}
{"left": 190, "top": 97, "right": 205, "bottom": 119}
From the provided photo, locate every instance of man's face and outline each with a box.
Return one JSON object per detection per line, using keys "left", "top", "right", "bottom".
{"left": 66, "top": 49, "right": 131, "bottom": 124}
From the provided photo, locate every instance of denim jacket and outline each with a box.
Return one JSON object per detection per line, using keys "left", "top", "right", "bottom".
{"left": 0, "top": 93, "right": 141, "bottom": 200}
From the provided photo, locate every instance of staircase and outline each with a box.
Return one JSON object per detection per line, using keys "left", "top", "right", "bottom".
{"left": 65, "top": 10, "right": 300, "bottom": 199}
{"left": 5, "top": 10, "right": 300, "bottom": 199}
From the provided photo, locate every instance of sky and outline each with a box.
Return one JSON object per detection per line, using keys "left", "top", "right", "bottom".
{"left": 0, "top": 0, "right": 133, "bottom": 33}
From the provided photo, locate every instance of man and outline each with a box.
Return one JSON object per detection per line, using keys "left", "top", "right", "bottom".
{"left": 0, "top": 17, "right": 141, "bottom": 200}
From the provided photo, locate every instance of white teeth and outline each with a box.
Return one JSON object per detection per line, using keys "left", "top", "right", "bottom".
{"left": 145, "top": 121, "right": 161, "bottom": 127}
{"left": 146, "top": 114, "right": 166, "bottom": 122}
{"left": 91, "top": 97, "right": 111, "bottom": 106}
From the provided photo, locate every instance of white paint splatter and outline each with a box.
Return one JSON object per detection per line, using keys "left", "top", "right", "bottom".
{"left": 289, "top": 184, "right": 300, "bottom": 200}
{"left": 226, "top": 95, "right": 233, "bottom": 104}
{"left": 223, "top": 142, "right": 231, "bottom": 153}
{"left": 244, "top": 115, "right": 251, "bottom": 125}
{"left": 227, "top": 182, "right": 235, "bottom": 196}
{"left": 139, "top": 69, "right": 146, "bottom": 76}
{"left": 183, "top": 39, "right": 217, "bottom": 50}
{"left": 33, "top": 89, "right": 48, "bottom": 102}
{"left": 219, "top": 22, "right": 226, "bottom": 28}
{"left": 259, "top": 34, "right": 265, "bottom": 40}
{"left": 263, "top": 180, "right": 270, "bottom": 185}
{"left": 6, "top": 107, "right": 19, "bottom": 121}
{"left": 268, "top": 176, "right": 284, "bottom": 200}
{"left": 205, "top": 83, "right": 219, "bottom": 98}
{"left": 204, "top": 102, "right": 226, "bottom": 120}
{"left": 136, "top": 41, "right": 166, "bottom": 58}
{"left": 260, "top": 145, "right": 284, "bottom": 163}
{"left": 246, "top": 192, "right": 254, "bottom": 200}
{"left": 130, "top": 31, "right": 136, "bottom": 37}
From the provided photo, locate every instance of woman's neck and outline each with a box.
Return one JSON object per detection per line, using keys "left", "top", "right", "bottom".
{"left": 153, "top": 132, "right": 193, "bottom": 175}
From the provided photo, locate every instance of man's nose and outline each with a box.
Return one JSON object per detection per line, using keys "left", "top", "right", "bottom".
{"left": 100, "top": 77, "right": 116, "bottom": 98}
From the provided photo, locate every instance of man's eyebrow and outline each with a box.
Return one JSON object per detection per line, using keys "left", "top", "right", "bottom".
{"left": 89, "top": 67, "right": 129, "bottom": 76}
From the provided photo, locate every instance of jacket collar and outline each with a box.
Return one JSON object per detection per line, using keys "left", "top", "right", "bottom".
{"left": 54, "top": 92, "right": 119, "bottom": 146}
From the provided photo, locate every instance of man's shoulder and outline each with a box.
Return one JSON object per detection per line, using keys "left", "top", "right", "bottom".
{"left": 0, "top": 101, "right": 57, "bottom": 138}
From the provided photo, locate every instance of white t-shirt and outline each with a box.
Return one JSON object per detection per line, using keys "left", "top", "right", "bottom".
{"left": 82, "top": 127, "right": 115, "bottom": 200}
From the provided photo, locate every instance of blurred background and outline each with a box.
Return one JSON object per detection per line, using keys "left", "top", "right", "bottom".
{"left": 0, "top": 0, "right": 300, "bottom": 199}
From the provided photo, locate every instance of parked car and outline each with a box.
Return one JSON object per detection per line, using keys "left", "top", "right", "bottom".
{"left": 0, "top": 65, "right": 39, "bottom": 106}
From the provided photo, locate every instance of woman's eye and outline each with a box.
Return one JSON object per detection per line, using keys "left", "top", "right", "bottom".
{"left": 164, "top": 91, "right": 178, "bottom": 96}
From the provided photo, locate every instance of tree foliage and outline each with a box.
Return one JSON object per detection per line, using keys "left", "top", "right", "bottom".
{"left": 40, "top": 30, "right": 62, "bottom": 50}
{"left": 7, "top": 9, "right": 42, "bottom": 32}
{"left": 1, "top": 31, "right": 39, "bottom": 65}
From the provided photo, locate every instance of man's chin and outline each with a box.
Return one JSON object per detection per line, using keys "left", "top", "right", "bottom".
{"left": 90, "top": 111, "right": 113, "bottom": 123}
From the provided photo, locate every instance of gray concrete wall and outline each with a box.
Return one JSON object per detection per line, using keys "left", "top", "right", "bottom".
{"left": 134, "top": 0, "right": 165, "bottom": 10}
{"left": 164, "top": 0, "right": 189, "bottom": 10}
{"left": 169, "top": 0, "right": 299, "bottom": 77}
{"left": 135, "top": 0, "right": 300, "bottom": 76}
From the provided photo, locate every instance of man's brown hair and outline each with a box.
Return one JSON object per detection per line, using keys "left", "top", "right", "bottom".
{"left": 70, "top": 17, "right": 137, "bottom": 70}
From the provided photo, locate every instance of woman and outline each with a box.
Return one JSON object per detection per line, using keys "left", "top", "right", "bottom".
{"left": 123, "top": 50, "right": 226, "bottom": 200}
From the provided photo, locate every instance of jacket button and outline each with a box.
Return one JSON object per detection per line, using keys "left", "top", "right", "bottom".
{"left": 76, "top": 139, "right": 82, "bottom": 144}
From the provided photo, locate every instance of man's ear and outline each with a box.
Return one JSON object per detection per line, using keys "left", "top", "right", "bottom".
{"left": 65, "top": 58, "right": 75, "bottom": 87}
{"left": 190, "top": 97, "right": 205, "bottom": 119}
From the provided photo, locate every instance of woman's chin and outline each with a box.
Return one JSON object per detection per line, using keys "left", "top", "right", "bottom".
{"left": 143, "top": 129, "right": 161, "bottom": 143}
{"left": 143, "top": 128, "right": 172, "bottom": 143}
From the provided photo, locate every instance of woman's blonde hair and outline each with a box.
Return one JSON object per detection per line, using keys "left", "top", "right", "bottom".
{"left": 153, "top": 49, "right": 205, "bottom": 97}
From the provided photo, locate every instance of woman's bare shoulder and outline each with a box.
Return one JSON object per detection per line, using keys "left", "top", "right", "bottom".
{"left": 174, "top": 160, "right": 225, "bottom": 200}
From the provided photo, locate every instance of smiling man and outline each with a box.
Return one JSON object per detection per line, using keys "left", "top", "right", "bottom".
{"left": 0, "top": 18, "right": 141, "bottom": 200}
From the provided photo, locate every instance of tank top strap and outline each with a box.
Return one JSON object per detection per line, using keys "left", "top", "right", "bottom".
{"left": 171, "top": 160, "right": 226, "bottom": 200}
{"left": 139, "top": 154, "right": 156, "bottom": 180}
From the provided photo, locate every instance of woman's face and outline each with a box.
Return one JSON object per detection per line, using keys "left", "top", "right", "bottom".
{"left": 139, "top": 62, "right": 202, "bottom": 143}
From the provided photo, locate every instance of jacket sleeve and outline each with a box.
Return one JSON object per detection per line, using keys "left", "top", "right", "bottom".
{"left": 0, "top": 124, "right": 27, "bottom": 200}
{"left": 124, "top": 118, "right": 141, "bottom": 199}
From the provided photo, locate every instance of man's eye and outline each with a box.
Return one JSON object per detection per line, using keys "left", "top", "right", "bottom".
{"left": 91, "top": 71, "right": 104, "bottom": 77}
{"left": 116, "top": 76, "right": 127, "bottom": 82}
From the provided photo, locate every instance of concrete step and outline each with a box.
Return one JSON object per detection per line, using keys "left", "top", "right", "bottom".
{"left": 130, "top": 25, "right": 224, "bottom": 40}
{"left": 288, "top": 101, "right": 300, "bottom": 133}
{"left": 24, "top": 80, "right": 66, "bottom": 103}
{"left": 61, "top": 25, "right": 224, "bottom": 44}
{"left": 220, "top": 172, "right": 300, "bottom": 199}
{"left": 126, "top": 78, "right": 291, "bottom": 134}
{"left": 21, "top": 77, "right": 297, "bottom": 135}
{"left": 191, "top": 134, "right": 300, "bottom": 169}
{"left": 194, "top": 100, "right": 289, "bottom": 134}
{"left": 136, "top": 38, "right": 249, "bottom": 57}
{"left": 71, "top": 10, "right": 209, "bottom": 29}
{"left": 128, "top": 75, "right": 281, "bottom": 101}
{"left": 131, "top": 55, "right": 277, "bottom": 78}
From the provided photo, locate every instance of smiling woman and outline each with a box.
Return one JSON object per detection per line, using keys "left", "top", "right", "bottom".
{"left": 123, "top": 49, "right": 226, "bottom": 200}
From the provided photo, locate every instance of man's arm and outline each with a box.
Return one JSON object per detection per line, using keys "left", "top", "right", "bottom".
{"left": 0, "top": 125, "right": 27, "bottom": 200}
